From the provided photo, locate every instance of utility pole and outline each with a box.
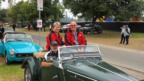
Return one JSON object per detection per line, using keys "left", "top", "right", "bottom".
{"left": 37, "top": 0, "right": 43, "bottom": 45}
{"left": 37, "top": 0, "right": 43, "bottom": 28}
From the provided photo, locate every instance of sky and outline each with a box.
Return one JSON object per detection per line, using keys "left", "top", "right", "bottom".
{"left": 1, "top": 0, "right": 27, "bottom": 8}
{"left": 1, "top": 0, "right": 9, "bottom": 9}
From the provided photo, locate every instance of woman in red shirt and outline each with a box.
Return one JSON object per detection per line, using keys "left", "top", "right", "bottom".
{"left": 65, "top": 21, "right": 87, "bottom": 46}
{"left": 46, "top": 22, "right": 64, "bottom": 51}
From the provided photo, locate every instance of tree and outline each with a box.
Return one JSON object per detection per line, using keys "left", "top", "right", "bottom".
{"left": 0, "top": 9, "right": 8, "bottom": 21}
{"left": 7, "top": 0, "right": 64, "bottom": 23}
{"left": 63, "top": 0, "right": 144, "bottom": 21}
{"left": 41, "top": 0, "right": 64, "bottom": 21}
{"left": 8, "top": 1, "right": 34, "bottom": 23}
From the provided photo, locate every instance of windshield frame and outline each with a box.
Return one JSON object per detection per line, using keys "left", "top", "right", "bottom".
{"left": 58, "top": 45, "right": 102, "bottom": 61}
{"left": 4, "top": 33, "right": 33, "bottom": 42}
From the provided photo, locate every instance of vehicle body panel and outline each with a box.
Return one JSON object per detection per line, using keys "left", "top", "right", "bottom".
{"left": 0, "top": 32, "right": 42, "bottom": 62}
{"left": 22, "top": 45, "right": 140, "bottom": 81}
{"left": 0, "top": 40, "right": 4, "bottom": 55}
{"left": 64, "top": 61, "right": 138, "bottom": 81}
{"left": 4, "top": 42, "right": 41, "bottom": 61}
{"left": 80, "top": 24, "right": 103, "bottom": 34}
{"left": 41, "top": 66, "right": 60, "bottom": 81}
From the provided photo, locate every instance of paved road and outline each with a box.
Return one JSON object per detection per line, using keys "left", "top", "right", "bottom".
{"left": 98, "top": 45, "right": 144, "bottom": 73}
{"left": 98, "top": 45, "right": 144, "bottom": 80}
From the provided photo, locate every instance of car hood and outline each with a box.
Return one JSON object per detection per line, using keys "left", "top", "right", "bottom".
{"left": 64, "top": 61, "right": 139, "bottom": 81}
{"left": 5, "top": 42, "right": 39, "bottom": 53}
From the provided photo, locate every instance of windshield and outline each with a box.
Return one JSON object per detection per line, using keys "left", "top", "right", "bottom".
{"left": 5, "top": 33, "right": 33, "bottom": 42}
{"left": 59, "top": 45, "right": 101, "bottom": 61}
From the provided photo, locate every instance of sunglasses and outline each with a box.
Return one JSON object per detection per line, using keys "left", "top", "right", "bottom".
{"left": 70, "top": 25, "right": 76, "bottom": 26}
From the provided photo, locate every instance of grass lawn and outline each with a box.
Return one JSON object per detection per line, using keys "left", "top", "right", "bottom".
{"left": 91, "top": 31, "right": 143, "bottom": 38}
{"left": 86, "top": 30, "right": 144, "bottom": 50}
{"left": 0, "top": 58, "right": 23, "bottom": 81}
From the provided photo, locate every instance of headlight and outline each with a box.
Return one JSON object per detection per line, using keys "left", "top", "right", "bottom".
{"left": 39, "top": 47, "right": 43, "bottom": 52}
{"left": 10, "top": 49, "right": 15, "bottom": 55}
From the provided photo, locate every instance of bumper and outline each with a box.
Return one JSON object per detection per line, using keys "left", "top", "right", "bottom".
{"left": 7, "top": 53, "right": 33, "bottom": 62}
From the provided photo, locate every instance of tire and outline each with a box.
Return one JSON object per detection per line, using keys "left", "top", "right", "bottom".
{"left": 24, "top": 65, "right": 33, "bottom": 81}
{"left": 5, "top": 54, "right": 11, "bottom": 64}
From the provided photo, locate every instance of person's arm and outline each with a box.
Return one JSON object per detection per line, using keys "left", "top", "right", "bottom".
{"left": 41, "top": 62, "right": 53, "bottom": 67}
{"left": 65, "top": 33, "right": 74, "bottom": 45}
{"left": 44, "top": 51, "right": 54, "bottom": 62}
{"left": 34, "top": 52, "right": 45, "bottom": 58}
{"left": 41, "top": 51, "right": 54, "bottom": 67}
{"left": 44, "top": 51, "right": 49, "bottom": 61}
{"left": 79, "top": 32, "right": 87, "bottom": 45}
{"left": 34, "top": 51, "right": 53, "bottom": 67}
{"left": 45, "top": 35, "right": 50, "bottom": 50}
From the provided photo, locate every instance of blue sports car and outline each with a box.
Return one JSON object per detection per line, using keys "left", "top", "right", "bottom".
{"left": 0, "top": 32, "right": 42, "bottom": 64}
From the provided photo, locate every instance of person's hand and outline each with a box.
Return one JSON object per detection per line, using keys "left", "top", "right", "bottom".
{"left": 34, "top": 52, "right": 45, "bottom": 58}
{"left": 41, "top": 62, "right": 53, "bottom": 67}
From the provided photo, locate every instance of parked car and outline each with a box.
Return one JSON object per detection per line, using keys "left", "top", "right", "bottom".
{"left": 60, "top": 24, "right": 69, "bottom": 32}
{"left": 80, "top": 24, "right": 92, "bottom": 33}
{"left": 61, "top": 24, "right": 82, "bottom": 32}
{"left": 22, "top": 45, "right": 140, "bottom": 81}
{"left": 80, "top": 23, "right": 103, "bottom": 34}
{"left": 0, "top": 32, "right": 42, "bottom": 64}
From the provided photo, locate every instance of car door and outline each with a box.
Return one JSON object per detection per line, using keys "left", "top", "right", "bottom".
{"left": 40, "top": 60, "right": 65, "bottom": 81}
{"left": 64, "top": 70, "right": 81, "bottom": 81}
{"left": 64, "top": 70, "right": 93, "bottom": 81}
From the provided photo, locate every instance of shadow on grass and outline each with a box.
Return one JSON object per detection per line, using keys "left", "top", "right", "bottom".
{"left": 0, "top": 56, "right": 23, "bottom": 66}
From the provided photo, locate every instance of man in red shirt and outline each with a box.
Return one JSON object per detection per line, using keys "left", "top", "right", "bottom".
{"left": 65, "top": 21, "right": 87, "bottom": 45}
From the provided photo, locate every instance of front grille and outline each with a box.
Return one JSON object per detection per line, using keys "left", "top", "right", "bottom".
{"left": 15, "top": 53, "right": 33, "bottom": 58}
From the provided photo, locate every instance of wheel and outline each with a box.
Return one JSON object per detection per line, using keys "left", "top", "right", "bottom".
{"left": 24, "top": 65, "right": 33, "bottom": 81}
{"left": 5, "top": 54, "right": 11, "bottom": 64}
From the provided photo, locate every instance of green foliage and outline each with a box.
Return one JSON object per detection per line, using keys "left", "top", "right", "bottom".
{"left": 41, "top": 0, "right": 64, "bottom": 21}
{"left": 7, "top": 1, "right": 37, "bottom": 23}
{"left": 0, "top": 9, "right": 8, "bottom": 21}
{"left": 63, "top": 0, "right": 144, "bottom": 21}
{"left": 7, "top": 0, "right": 64, "bottom": 23}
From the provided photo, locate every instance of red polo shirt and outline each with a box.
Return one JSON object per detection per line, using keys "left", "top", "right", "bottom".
{"left": 65, "top": 31, "right": 87, "bottom": 46}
